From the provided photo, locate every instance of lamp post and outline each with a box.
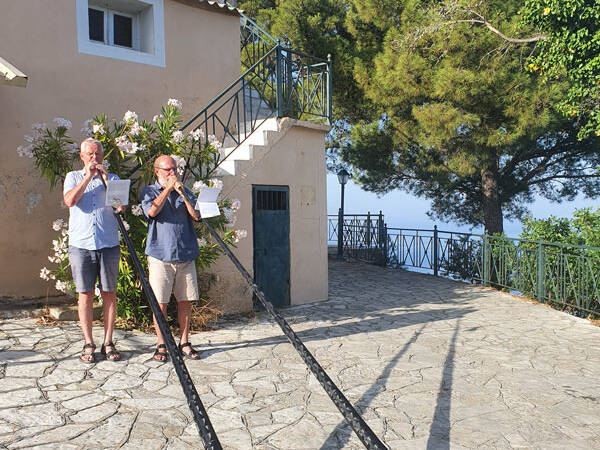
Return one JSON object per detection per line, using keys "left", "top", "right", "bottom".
{"left": 337, "top": 168, "right": 350, "bottom": 260}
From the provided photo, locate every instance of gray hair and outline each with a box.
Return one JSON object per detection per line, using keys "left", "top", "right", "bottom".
{"left": 80, "top": 138, "right": 103, "bottom": 153}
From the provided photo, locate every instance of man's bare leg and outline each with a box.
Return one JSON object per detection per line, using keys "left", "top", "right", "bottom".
{"left": 100, "top": 291, "right": 120, "bottom": 360}
{"left": 152, "top": 303, "right": 169, "bottom": 361}
{"left": 101, "top": 291, "right": 116, "bottom": 343}
{"left": 78, "top": 291, "right": 95, "bottom": 361}
{"left": 178, "top": 301, "right": 198, "bottom": 358}
{"left": 178, "top": 300, "right": 191, "bottom": 345}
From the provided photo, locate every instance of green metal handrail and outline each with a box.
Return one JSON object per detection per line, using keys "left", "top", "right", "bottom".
{"left": 240, "top": 11, "right": 277, "bottom": 72}
{"left": 329, "top": 215, "right": 600, "bottom": 317}
{"left": 181, "top": 44, "right": 331, "bottom": 180}
{"left": 180, "top": 7, "right": 332, "bottom": 180}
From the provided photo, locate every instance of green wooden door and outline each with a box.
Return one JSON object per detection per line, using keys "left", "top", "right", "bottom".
{"left": 252, "top": 185, "right": 290, "bottom": 308}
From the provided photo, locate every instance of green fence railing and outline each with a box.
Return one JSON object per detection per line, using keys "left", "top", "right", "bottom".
{"left": 328, "top": 215, "right": 600, "bottom": 317}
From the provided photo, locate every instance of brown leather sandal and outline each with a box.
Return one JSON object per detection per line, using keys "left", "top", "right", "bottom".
{"left": 101, "top": 341, "right": 121, "bottom": 361}
{"left": 179, "top": 342, "right": 200, "bottom": 360}
{"left": 80, "top": 343, "right": 96, "bottom": 364}
{"left": 153, "top": 344, "right": 168, "bottom": 363}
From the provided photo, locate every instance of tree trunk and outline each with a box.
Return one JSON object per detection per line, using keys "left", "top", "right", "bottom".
{"left": 481, "top": 157, "right": 503, "bottom": 235}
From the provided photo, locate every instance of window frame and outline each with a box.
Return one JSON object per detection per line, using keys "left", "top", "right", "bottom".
{"left": 76, "top": 0, "right": 165, "bottom": 67}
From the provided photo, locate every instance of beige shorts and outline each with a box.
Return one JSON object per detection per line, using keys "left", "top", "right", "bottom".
{"left": 147, "top": 256, "right": 199, "bottom": 304}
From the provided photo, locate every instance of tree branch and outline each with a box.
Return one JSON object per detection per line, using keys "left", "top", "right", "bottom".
{"left": 528, "top": 173, "right": 600, "bottom": 185}
{"left": 441, "top": 19, "right": 547, "bottom": 43}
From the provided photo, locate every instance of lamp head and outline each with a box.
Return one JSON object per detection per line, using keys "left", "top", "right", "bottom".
{"left": 337, "top": 168, "right": 350, "bottom": 185}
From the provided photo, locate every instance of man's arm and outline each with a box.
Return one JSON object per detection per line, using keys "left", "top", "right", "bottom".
{"left": 63, "top": 162, "right": 96, "bottom": 207}
{"left": 174, "top": 184, "right": 199, "bottom": 221}
{"left": 146, "top": 187, "right": 172, "bottom": 218}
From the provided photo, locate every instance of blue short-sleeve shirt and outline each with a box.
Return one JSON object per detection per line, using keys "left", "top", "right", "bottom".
{"left": 63, "top": 169, "right": 120, "bottom": 250}
{"left": 141, "top": 181, "right": 200, "bottom": 263}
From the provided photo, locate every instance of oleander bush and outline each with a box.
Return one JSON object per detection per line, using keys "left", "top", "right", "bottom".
{"left": 19, "top": 100, "right": 247, "bottom": 326}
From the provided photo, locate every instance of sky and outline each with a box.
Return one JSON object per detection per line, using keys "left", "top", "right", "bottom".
{"left": 326, "top": 173, "right": 595, "bottom": 238}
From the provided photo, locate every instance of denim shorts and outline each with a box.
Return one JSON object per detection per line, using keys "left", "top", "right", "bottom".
{"left": 68, "top": 245, "right": 120, "bottom": 293}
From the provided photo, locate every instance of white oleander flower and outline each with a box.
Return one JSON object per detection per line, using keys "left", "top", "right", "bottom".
{"left": 192, "top": 180, "right": 207, "bottom": 194}
{"left": 23, "top": 135, "right": 35, "bottom": 143}
{"left": 189, "top": 128, "right": 205, "bottom": 141}
{"left": 116, "top": 135, "right": 130, "bottom": 152}
{"left": 208, "top": 134, "right": 222, "bottom": 151}
{"left": 170, "top": 155, "right": 186, "bottom": 176}
{"left": 127, "top": 142, "right": 145, "bottom": 155}
{"left": 52, "top": 219, "right": 65, "bottom": 231}
{"left": 123, "top": 110, "right": 138, "bottom": 123}
{"left": 152, "top": 114, "right": 162, "bottom": 123}
{"left": 132, "top": 204, "right": 143, "bottom": 216}
{"left": 122, "top": 220, "right": 130, "bottom": 231}
{"left": 231, "top": 199, "right": 241, "bottom": 211}
{"left": 53, "top": 117, "right": 72, "bottom": 129}
{"left": 16, "top": 144, "right": 34, "bottom": 158}
{"left": 55, "top": 280, "right": 69, "bottom": 292}
{"left": 92, "top": 123, "right": 104, "bottom": 134}
{"left": 234, "top": 229, "right": 248, "bottom": 243}
{"left": 209, "top": 178, "right": 223, "bottom": 190}
{"left": 61, "top": 228, "right": 68, "bottom": 237}
{"left": 32, "top": 122, "right": 47, "bottom": 132}
{"left": 81, "top": 119, "right": 93, "bottom": 136}
{"left": 54, "top": 251, "right": 67, "bottom": 262}
{"left": 223, "top": 208, "right": 237, "bottom": 227}
{"left": 171, "top": 130, "right": 184, "bottom": 144}
{"left": 40, "top": 267, "right": 51, "bottom": 281}
{"left": 130, "top": 122, "right": 142, "bottom": 136}
{"left": 168, "top": 98, "right": 182, "bottom": 109}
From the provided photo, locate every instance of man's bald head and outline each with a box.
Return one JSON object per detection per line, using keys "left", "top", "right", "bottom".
{"left": 154, "top": 155, "right": 178, "bottom": 186}
{"left": 154, "top": 155, "right": 176, "bottom": 170}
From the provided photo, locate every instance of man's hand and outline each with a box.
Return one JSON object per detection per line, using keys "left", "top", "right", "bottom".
{"left": 166, "top": 175, "right": 179, "bottom": 192}
{"left": 96, "top": 164, "right": 109, "bottom": 183}
{"left": 173, "top": 180, "right": 185, "bottom": 196}
{"left": 84, "top": 161, "right": 99, "bottom": 179}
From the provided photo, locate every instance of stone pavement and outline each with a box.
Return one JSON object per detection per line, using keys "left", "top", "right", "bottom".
{"left": 1, "top": 259, "right": 600, "bottom": 449}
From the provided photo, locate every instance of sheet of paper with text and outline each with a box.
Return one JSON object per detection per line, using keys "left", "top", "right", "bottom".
{"left": 105, "top": 179, "right": 131, "bottom": 207}
{"left": 195, "top": 186, "right": 221, "bottom": 218}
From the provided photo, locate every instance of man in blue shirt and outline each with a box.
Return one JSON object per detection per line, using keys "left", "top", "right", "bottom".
{"left": 141, "top": 155, "right": 201, "bottom": 362}
{"left": 63, "top": 138, "right": 125, "bottom": 363}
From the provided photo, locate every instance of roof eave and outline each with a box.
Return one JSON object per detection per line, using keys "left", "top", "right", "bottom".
{"left": 172, "top": 0, "right": 241, "bottom": 17}
{"left": 0, "top": 56, "right": 28, "bottom": 88}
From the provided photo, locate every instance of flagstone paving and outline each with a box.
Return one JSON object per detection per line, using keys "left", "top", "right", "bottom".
{"left": 1, "top": 259, "right": 600, "bottom": 449}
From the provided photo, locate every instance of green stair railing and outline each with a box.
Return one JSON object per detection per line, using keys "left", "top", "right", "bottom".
{"left": 180, "top": 7, "right": 331, "bottom": 180}
{"left": 181, "top": 43, "right": 331, "bottom": 180}
{"left": 240, "top": 11, "right": 277, "bottom": 72}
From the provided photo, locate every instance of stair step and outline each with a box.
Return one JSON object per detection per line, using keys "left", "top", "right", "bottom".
{"left": 213, "top": 118, "right": 280, "bottom": 177}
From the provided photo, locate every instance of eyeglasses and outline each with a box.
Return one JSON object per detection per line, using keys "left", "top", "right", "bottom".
{"left": 156, "top": 166, "right": 176, "bottom": 172}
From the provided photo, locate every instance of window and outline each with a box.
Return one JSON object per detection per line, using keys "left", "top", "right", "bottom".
{"left": 88, "top": 8, "right": 104, "bottom": 42}
{"left": 76, "top": 0, "right": 165, "bottom": 67}
{"left": 87, "top": 7, "right": 135, "bottom": 49}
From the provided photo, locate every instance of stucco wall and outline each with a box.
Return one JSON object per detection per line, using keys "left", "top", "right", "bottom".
{"left": 0, "top": 0, "right": 240, "bottom": 298}
{"left": 207, "top": 119, "right": 329, "bottom": 313}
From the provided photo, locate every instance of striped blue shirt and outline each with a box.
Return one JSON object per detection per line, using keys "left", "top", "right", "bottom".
{"left": 63, "top": 169, "right": 120, "bottom": 250}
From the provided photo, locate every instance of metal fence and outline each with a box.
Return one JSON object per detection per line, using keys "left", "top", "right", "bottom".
{"left": 328, "top": 214, "right": 600, "bottom": 316}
